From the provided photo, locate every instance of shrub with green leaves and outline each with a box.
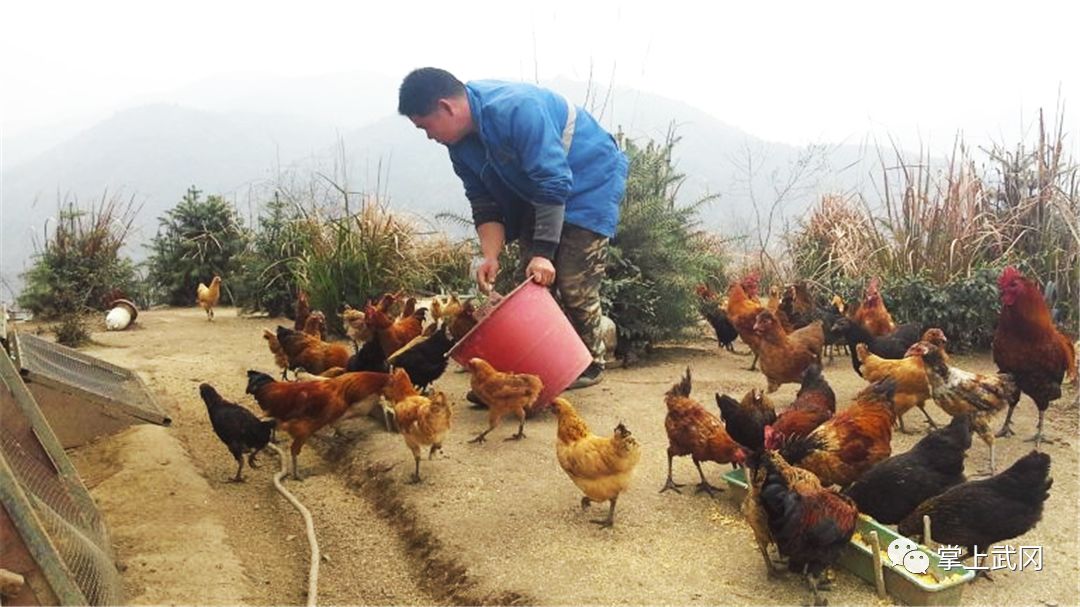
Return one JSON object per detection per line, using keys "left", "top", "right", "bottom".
{"left": 147, "top": 186, "right": 249, "bottom": 306}
{"left": 603, "top": 134, "right": 727, "bottom": 359}
{"left": 233, "top": 192, "right": 310, "bottom": 317}
{"left": 297, "top": 198, "right": 429, "bottom": 335}
{"left": 18, "top": 197, "right": 139, "bottom": 319}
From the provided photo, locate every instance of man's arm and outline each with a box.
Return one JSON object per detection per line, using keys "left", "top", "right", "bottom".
{"left": 506, "top": 101, "right": 573, "bottom": 261}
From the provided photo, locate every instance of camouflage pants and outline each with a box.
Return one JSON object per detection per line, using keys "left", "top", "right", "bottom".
{"left": 517, "top": 215, "right": 609, "bottom": 367}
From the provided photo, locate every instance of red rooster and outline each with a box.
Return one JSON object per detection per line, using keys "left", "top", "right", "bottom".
{"left": 993, "top": 266, "right": 1077, "bottom": 446}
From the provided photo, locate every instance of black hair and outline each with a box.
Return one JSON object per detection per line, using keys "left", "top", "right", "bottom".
{"left": 398, "top": 67, "right": 465, "bottom": 116}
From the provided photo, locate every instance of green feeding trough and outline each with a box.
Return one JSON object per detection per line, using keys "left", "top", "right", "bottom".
{"left": 722, "top": 468, "right": 975, "bottom": 606}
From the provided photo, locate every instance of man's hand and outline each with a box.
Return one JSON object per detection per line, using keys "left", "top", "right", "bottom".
{"left": 526, "top": 256, "right": 556, "bottom": 286}
{"left": 474, "top": 257, "right": 499, "bottom": 293}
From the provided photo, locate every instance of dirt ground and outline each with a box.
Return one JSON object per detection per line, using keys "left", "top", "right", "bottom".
{"left": 36, "top": 306, "right": 1080, "bottom": 605}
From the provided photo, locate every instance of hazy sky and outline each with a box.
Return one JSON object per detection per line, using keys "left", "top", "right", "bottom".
{"left": 2, "top": 0, "right": 1077, "bottom": 149}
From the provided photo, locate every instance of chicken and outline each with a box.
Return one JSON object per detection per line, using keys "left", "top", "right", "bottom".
{"left": 550, "top": 397, "right": 642, "bottom": 528}
{"left": 383, "top": 368, "right": 454, "bottom": 483}
{"left": 660, "top": 368, "right": 743, "bottom": 496}
{"left": 855, "top": 330, "right": 943, "bottom": 433}
{"left": 365, "top": 302, "right": 425, "bottom": 357}
{"left": 464, "top": 358, "right": 543, "bottom": 443}
{"left": 778, "top": 281, "right": 817, "bottom": 329}
{"left": 770, "top": 363, "right": 836, "bottom": 443}
{"left": 344, "top": 336, "right": 388, "bottom": 374}
{"left": 769, "top": 380, "right": 896, "bottom": 487}
{"left": 740, "top": 454, "right": 779, "bottom": 578}
{"left": 263, "top": 328, "right": 290, "bottom": 379}
{"left": 757, "top": 450, "right": 858, "bottom": 606}
{"left": 695, "top": 284, "right": 739, "bottom": 352}
{"left": 341, "top": 304, "right": 373, "bottom": 346}
{"left": 196, "top": 275, "right": 222, "bottom": 321}
{"left": 726, "top": 275, "right": 764, "bottom": 368}
{"left": 199, "top": 383, "right": 276, "bottom": 482}
{"left": 909, "top": 342, "right": 1019, "bottom": 474}
{"left": 898, "top": 451, "right": 1052, "bottom": 558}
{"left": 831, "top": 317, "right": 922, "bottom": 375}
{"left": 752, "top": 310, "right": 824, "bottom": 392}
{"left": 246, "top": 369, "right": 389, "bottom": 479}
{"left": 446, "top": 299, "right": 478, "bottom": 341}
{"left": 844, "top": 415, "right": 971, "bottom": 524}
{"left": 302, "top": 309, "right": 327, "bottom": 340}
{"left": 715, "top": 388, "right": 776, "bottom": 452}
{"left": 275, "top": 325, "right": 351, "bottom": 375}
{"left": 852, "top": 276, "right": 896, "bottom": 336}
{"left": 293, "top": 290, "right": 311, "bottom": 332}
{"left": 993, "top": 266, "right": 1078, "bottom": 445}
{"left": 386, "top": 321, "right": 455, "bottom": 391}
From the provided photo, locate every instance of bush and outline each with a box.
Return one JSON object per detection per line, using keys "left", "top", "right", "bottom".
{"left": 18, "top": 196, "right": 139, "bottom": 319}
{"left": 52, "top": 313, "right": 91, "bottom": 347}
{"left": 233, "top": 192, "right": 310, "bottom": 317}
{"left": 147, "top": 186, "right": 249, "bottom": 306}
{"left": 297, "top": 196, "right": 429, "bottom": 335}
{"left": 790, "top": 112, "right": 1079, "bottom": 344}
{"left": 603, "top": 133, "right": 727, "bottom": 359}
{"left": 817, "top": 270, "right": 1001, "bottom": 352}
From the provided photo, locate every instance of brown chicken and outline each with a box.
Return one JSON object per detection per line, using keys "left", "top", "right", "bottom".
{"left": 993, "top": 266, "right": 1077, "bottom": 445}
{"left": 768, "top": 380, "right": 896, "bottom": 487}
{"left": 855, "top": 329, "right": 944, "bottom": 433}
{"left": 365, "top": 301, "right": 425, "bottom": 357}
{"left": 726, "top": 275, "right": 764, "bottom": 368}
{"left": 464, "top": 358, "right": 543, "bottom": 443}
{"left": 302, "top": 310, "right": 327, "bottom": 340}
{"left": 263, "top": 328, "right": 290, "bottom": 379}
{"left": 910, "top": 342, "right": 1019, "bottom": 474}
{"left": 274, "top": 325, "right": 351, "bottom": 375}
{"left": 551, "top": 397, "right": 642, "bottom": 528}
{"left": 660, "top": 368, "right": 743, "bottom": 496}
{"left": 341, "top": 304, "right": 372, "bottom": 346}
{"left": 196, "top": 275, "right": 222, "bottom": 321}
{"left": 384, "top": 368, "right": 454, "bottom": 483}
{"left": 246, "top": 369, "right": 389, "bottom": 479}
{"left": 770, "top": 364, "right": 836, "bottom": 443}
{"left": 293, "top": 290, "right": 311, "bottom": 331}
{"left": 852, "top": 277, "right": 896, "bottom": 336}
{"left": 752, "top": 310, "right": 825, "bottom": 392}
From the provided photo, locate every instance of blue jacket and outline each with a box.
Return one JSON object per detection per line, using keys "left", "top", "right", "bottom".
{"left": 448, "top": 80, "right": 628, "bottom": 243}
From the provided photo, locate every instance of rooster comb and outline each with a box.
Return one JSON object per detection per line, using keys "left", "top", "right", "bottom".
{"left": 999, "top": 266, "right": 1023, "bottom": 289}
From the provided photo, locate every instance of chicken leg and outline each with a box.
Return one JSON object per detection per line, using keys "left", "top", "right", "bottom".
{"left": 503, "top": 411, "right": 526, "bottom": 441}
{"left": 660, "top": 451, "right": 686, "bottom": 493}
{"left": 1023, "top": 409, "right": 1048, "bottom": 448}
{"left": 693, "top": 459, "right": 723, "bottom": 497}
{"left": 995, "top": 404, "right": 1018, "bottom": 438}
{"left": 917, "top": 404, "right": 940, "bottom": 429}
{"left": 591, "top": 496, "right": 619, "bottom": 528}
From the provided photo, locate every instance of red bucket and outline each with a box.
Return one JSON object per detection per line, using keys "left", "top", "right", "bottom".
{"left": 448, "top": 279, "right": 592, "bottom": 410}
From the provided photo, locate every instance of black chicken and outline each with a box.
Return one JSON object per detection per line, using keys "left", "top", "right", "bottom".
{"left": 831, "top": 317, "right": 922, "bottom": 376}
{"left": 898, "top": 451, "right": 1052, "bottom": 554}
{"left": 199, "top": 383, "right": 276, "bottom": 482}
{"left": 386, "top": 322, "right": 456, "bottom": 391}
{"left": 759, "top": 450, "right": 857, "bottom": 606}
{"left": 845, "top": 414, "right": 971, "bottom": 524}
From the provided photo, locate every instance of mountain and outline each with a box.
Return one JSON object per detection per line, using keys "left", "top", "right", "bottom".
{"left": 0, "top": 76, "right": 885, "bottom": 298}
